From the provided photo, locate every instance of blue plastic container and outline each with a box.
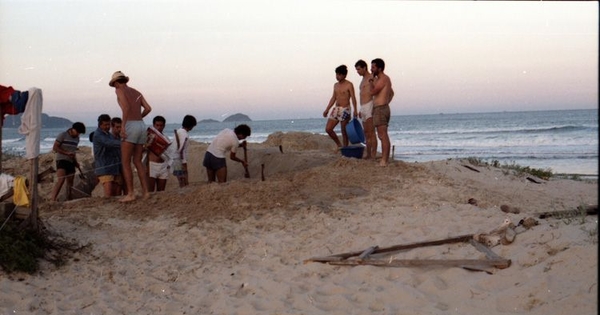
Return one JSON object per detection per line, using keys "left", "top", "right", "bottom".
{"left": 340, "top": 145, "right": 364, "bottom": 159}
{"left": 346, "top": 118, "right": 365, "bottom": 144}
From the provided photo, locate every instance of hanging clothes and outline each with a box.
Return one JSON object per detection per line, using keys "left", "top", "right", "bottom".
{"left": 17, "top": 87, "right": 43, "bottom": 159}
{"left": 13, "top": 175, "right": 30, "bottom": 207}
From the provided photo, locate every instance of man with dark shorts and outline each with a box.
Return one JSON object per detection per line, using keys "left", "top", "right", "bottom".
{"left": 370, "top": 58, "right": 394, "bottom": 167}
{"left": 51, "top": 122, "right": 86, "bottom": 201}
{"left": 203, "top": 124, "right": 251, "bottom": 183}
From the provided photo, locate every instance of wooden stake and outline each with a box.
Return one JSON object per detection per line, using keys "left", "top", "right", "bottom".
{"left": 391, "top": 145, "right": 395, "bottom": 161}
{"left": 261, "top": 163, "right": 265, "bottom": 181}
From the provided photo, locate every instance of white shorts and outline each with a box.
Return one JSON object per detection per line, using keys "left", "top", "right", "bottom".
{"left": 360, "top": 101, "right": 373, "bottom": 122}
{"left": 149, "top": 161, "right": 170, "bottom": 179}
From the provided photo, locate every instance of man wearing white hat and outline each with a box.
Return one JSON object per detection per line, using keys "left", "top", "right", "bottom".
{"left": 109, "top": 71, "right": 152, "bottom": 202}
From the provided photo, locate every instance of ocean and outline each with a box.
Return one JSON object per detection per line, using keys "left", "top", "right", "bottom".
{"left": 1, "top": 109, "right": 597, "bottom": 176}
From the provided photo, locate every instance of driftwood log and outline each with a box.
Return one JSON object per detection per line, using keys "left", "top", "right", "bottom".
{"left": 536, "top": 205, "right": 598, "bottom": 219}
{"left": 305, "top": 234, "right": 511, "bottom": 272}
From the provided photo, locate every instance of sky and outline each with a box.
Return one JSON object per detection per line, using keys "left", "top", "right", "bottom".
{"left": 1, "top": 0, "right": 598, "bottom": 124}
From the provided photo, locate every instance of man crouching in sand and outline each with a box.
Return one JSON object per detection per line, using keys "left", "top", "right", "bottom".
{"left": 203, "top": 124, "right": 251, "bottom": 183}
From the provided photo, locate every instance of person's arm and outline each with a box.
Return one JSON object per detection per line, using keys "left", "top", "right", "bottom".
{"left": 349, "top": 83, "right": 358, "bottom": 117}
{"left": 229, "top": 151, "right": 247, "bottom": 167}
{"left": 388, "top": 88, "right": 395, "bottom": 103}
{"left": 95, "top": 131, "right": 121, "bottom": 148}
{"left": 370, "top": 77, "right": 384, "bottom": 97}
{"left": 323, "top": 85, "right": 337, "bottom": 117}
{"left": 52, "top": 133, "right": 75, "bottom": 158}
{"left": 140, "top": 95, "right": 152, "bottom": 118}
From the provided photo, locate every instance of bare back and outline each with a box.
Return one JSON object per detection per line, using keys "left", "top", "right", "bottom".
{"left": 116, "top": 86, "right": 150, "bottom": 122}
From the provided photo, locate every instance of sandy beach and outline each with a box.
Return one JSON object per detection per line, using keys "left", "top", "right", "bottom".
{"left": 1, "top": 132, "right": 597, "bottom": 314}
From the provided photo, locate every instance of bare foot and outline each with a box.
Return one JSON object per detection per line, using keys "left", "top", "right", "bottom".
{"left": 119, "top": 194, "right": 136, "bottom": 203}
{"left": 378, "top": 161, "right": 388, "bottom": 167}
{"left": 142, "top": 193, "right": 151, "bottom": 200}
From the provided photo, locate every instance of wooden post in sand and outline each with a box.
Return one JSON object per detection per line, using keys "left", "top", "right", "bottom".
{"left": 391, "top": 145, "right": 395, "bottom": 161}
{"left": 29, "top": 157, "right": 39, "bottom": 230}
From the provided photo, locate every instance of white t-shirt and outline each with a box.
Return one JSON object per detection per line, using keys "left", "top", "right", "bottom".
{"left": 207, "top": 128, "right": 240, "bottom": 158}
{"left": 172, "top": 128, "right": 190, "bottom": 163}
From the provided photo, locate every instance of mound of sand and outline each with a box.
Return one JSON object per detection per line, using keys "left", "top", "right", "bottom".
{"left": 1, "top": 132, "right": 597, "bottom": 314}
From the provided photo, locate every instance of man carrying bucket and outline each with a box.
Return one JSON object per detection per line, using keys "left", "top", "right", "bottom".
{"left": 146, "top": 115, "right": 171, "bottom": 192}
{"left": 322, "top": 65, "right": 358, "bottom": 148}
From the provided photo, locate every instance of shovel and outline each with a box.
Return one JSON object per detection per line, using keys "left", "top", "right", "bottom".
{"left": 75, "top": 164, "right": 86, "bottom": 180}
{"left": 243, "top": 143, "right": 250, "bottom": 178}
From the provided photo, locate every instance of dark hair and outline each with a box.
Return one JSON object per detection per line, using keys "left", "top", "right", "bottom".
{"left": 182, "top": 115, "right": 197, "bottom": 129}
{"left": 111, "top": 117, "right": 122, "bottom": 125}
{"left": 355, "top": 60, "right": 367, "bottom": 68}
{"left": 97, "top": 114, "right": 111, "bottom": 125}
{"left": 371, "top": 58, "right": 385, "bottom": 71}
{"left": 72, "top": 122, "right": 86, "bottom": 134}
{"left": 153, "top": 115, "right": 166, "bottom": 124}
{"left": 335, "top": 65, "right": 348, "bottom": 75}
{"left": 234, "top": 124, "right": 251, "bottom": 137}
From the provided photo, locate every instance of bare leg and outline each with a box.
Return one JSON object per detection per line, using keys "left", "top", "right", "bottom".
{"left": 120, "top": 141, "right": 136, "bottom": 202}
{"left": 340, "top": 119, "right": 349, "bottom": 147}
{"left": 102, "top": 180, "right": 113, "bottom": 197}
{"left": 206, "top": 168, "right": 216, "bottom": 183}
{"left": 325, "top": 119, "right": 342, "bottom": 148}
{"left": 147, "top": 177, "right": 157, "bottom": 192}
{"left": 65, "top": 173, "right": 74, "bottom": 201}
{"left": 216, "top": 167, "right": 227, "bottom": 183}
{"left": 51, "top": 168, "right": 66, "bottom": 201}
{"left": 156, "top": 178, "right": 167, "bottom": 191}
{"left": 363, "top": 118, "right": 377, "bottom": 159}
{"left": 132, "top": 143, "right": 150, "bottom": 199}
{"left": 377, "top": 125, "right": 391, "bottom": 166}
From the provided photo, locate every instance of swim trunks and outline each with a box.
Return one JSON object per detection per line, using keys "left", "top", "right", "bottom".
{"left": 203, "top": 151, "right": 227, "bottom": 171}
{"left": 124, "top": 120, "right": 147, "bottom": 144}
{"left": 373, "top": 104, "right": 391, "bottom": 127}
{"left": 56, "top": 160, "right": 76, "bottom": 175}
{"left": 172, "top": 160, "right": 187, "bottom": 178}
{"left": 360, "top": 101, "right": 374, "bottom": 122}
{"left": 149, "top": 161, "right": 170, "bottom": 180}
{"left": 328, "top": 106, "right": 351, "bottom": 122}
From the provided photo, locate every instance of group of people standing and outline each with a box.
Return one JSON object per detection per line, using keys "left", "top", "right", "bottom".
{"left": 51, "top": 71, "right": 251, "bottom": 203}
{"left": 323, "top": 58, "right": 393, "bottom": 167}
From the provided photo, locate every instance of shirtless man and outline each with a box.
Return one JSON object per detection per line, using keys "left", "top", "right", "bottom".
{"left": 355, "top": 59, "right": 377, "bottom": 159}
{"left": 109, "top": 71, "right": 152, "bottom": 202}
{"left": 147, "top": 115, "right": 169, "bottom": 192}
{"left": 370, "top": 58, "right": 394, "bottom": 167}
{"left": 322, "top": 65, "right": 358, "bottom": 148}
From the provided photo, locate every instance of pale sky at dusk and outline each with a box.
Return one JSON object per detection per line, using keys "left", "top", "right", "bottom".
{"left": 1, "top": 0, "right": 598, "bottom": 124}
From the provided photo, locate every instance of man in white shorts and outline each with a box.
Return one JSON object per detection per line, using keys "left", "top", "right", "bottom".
{"left": 355, "top": 59, "right": 377, "bottom": 159}
{"left": 147, "top": 116, "right": 170, "bottom": 191}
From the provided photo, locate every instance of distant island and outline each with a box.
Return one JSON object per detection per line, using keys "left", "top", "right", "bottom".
{"left": 199, "top": 119, "right": 220, "bottom": 124}
{"left": 222, "top": 113, "right": 251, "bottom": 122}
{"left": 3, "top": 113, "right": 73, "bottom": 129}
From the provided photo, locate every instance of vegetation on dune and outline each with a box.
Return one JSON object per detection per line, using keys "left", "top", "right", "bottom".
{"left": 0, "top": 220, "right": 83, "bottom": 274}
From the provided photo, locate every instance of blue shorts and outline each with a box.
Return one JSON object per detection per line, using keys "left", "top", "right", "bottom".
{"left": 203, "top": 151, "right": 226, "bottom": 171}
{"left": 124, "top": 120, "right": 147, "bottom": 144}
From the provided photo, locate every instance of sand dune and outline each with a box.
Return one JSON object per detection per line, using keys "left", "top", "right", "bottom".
{"left": 1, "top": 132, "right": 597, "bottom": 314}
